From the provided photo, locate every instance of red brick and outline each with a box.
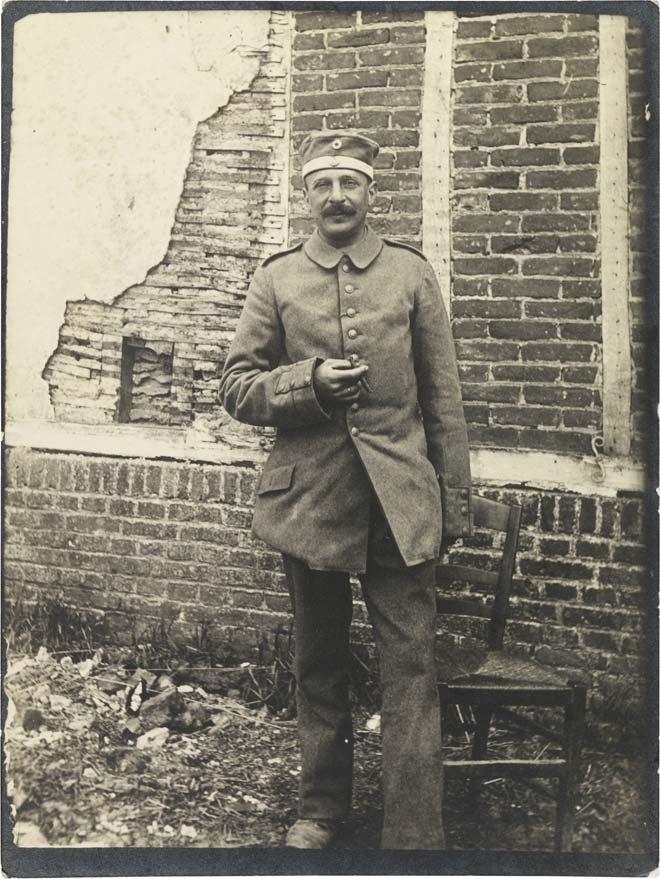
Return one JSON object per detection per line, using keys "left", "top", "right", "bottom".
{"left": 462, "top": 383, "right": 520, "bottom": 404}
{"left": 455, "top": 340, "right": 520, "bottom": 361}
{"left": 526, "top": 300, "right": 595, "bottom": 319}
{"left": 453, "top": 151, "right": 488, "bottom": 169}
{"left": 522, "top": 256, "right": 596, "bottom": 277}
{"left": 562, "top": 101, "right": 599, "bottom": 121}
{"left": 293, "top": 32, "right": 325, "bottom": 50}
{"left": 490, "top": 320, "right": 557, "bottom": 341}
{"left": 558, "top": 235, "right": 598, "bottom": 253}
{"left": 358, "top": 46, "right": 424, "bottom": 66}
{"left": 521, "top": 213, "right": 590, "bottom": 233}
{"left": 326, "top": 69, "right": 388, "bottom": 90}
{"left": 296, "top": 11, "right": 357, "bottom": 30}
{"left": 453, "top": 213, "right": 519, "bottom": 233}
{"left": 362, "top": 10, "right": 424, "bottom": 23}
{"left": 293, "top": 51, "right": 356, "bottom": 71}
{"left": 527, "top": 169, "right": 597, "bottom": 189}
{"left": 392, "top": 109, "right": 421, "bottom": 127}
{"left": 293, "top": 91, "right": 355, "bottom": 112}
{"left": 454, "top": 107, "right": 488, "bottom": 126}
{"left": 491, "top": 147, "right": 560, "bottom": 166}
{"left": 389, "top": 68, "right": 423, "bottom": 87}
{"left": 491, "top": 278, "right": 560, "bottom": 298}
{"left": 360, "top": 89, "right": 420, "bottom": 107}
{"left": 456, "top": 19, "right": 493, "bottom": 39}
{"left": 563, "top": 146, "right": 600, "bottom": 164}
{"left": 489, "top": 192, "right": 558, "bottom": 212}
{"left": 562, "top": 279, "right": 601, "bottom": 298}
{"left": 528, "top": 80, "right": 598, "bottom": 101}
{"left": 493, "top": 405, "right": 559, "bottom": 427}
{"left": 494, "top": 14, "right": 564, "bottom": 36}
{"left": 561, "top": 191, "right": 598, "bottom": 211}
{"left": 456, "top": 83, "right": 524, "bottom": 104}
{"left": 327, "top": 27, "right": 389, "bottom": 48}
{"left": 453, "top": 127, "right": 520, "bottom": 147}
{"left": 292, "top": 113, "right": 325, "bottom": 132}
{"left": 528, "top": 123, "right": 596, "bottom": 144}
{"left": 454, "top": 170, "right": 520, "bottom": 190}
{"left": 454, "top": 62, "right": 492, "bottom": 84}
{"left": 524, "top": 386, "right": 596, "bottom": 406}
{"left": 527, "top": 34, "right": 598, "bottom": 57}
{"left": 493, "top": 59, "right": 563, "bottom": 80}
{"left": 456, "top": 39, "right": 523, "bottom": 62}
{"left": 391, "top": 25, "right": 425, "bottom": 43}
{"left": 490, "top": 104, "right": 559, "bottom": 124}
{"left": 292, "top": 73, "right": 324, "bottom": 92}
{"left": 522, "top": 429, "right": 593, "bottom": 455}
{"left": 565, "top": 14, "right": 600, "bottom": 32}
{"left": 453, "top": 256, "right": 518, "bottom": 276}
{"left": 453, "top": 298, "right": 521, "bottom": 318}
{"left": 521, "top": 341, "right": 594, "bottom": 362}
{"left": 562, "top": 365, "right": 598, "bottom": 383}
{"left": 468, "top": 425, "right": 519, "bottom": 446}
{"left": 453, "top": 235, "right": 488, "bottom": 253}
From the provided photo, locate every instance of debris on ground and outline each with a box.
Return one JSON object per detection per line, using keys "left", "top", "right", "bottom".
{"left": 3, "top": 646, "right": 651, "bottom": 851}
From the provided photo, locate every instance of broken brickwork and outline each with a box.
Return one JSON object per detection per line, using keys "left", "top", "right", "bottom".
{"left": 42, "top": 12, "right": 290, "bottom": 452}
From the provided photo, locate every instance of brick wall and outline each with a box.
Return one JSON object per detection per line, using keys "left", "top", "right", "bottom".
{"left": 4, "top": 447, "right": 651, "bottom": 745}
{"left": 451, "top": 12, "right": 602, "bottom": 458}
{"left": 627, "top": 18, "right": 653, "bottom": 461}
{"left": 41, "top": 12, "right": 288, "bottom": 454}
{"left": 289, "top": 9, "right": 426, "bottom": 245}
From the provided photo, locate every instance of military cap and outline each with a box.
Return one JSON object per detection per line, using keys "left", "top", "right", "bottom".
{"left": 300, "top": 131, "right": 379, "bottom": 180}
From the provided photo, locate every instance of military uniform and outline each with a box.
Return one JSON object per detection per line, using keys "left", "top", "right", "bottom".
{"left": 220, "top": 133, "right": 472, "bottom": 849}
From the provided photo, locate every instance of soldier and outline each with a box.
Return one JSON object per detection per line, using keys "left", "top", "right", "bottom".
{"left": 220, "top": 132, "right": 472, "bottom": 849}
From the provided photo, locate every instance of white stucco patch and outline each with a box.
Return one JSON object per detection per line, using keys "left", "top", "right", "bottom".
{"left": 7, "top": 10, "right": 271, "bottom": 420}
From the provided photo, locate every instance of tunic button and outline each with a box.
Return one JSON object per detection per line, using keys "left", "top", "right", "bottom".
{"left": 342, "top": 263, "right": 350, "bottom": 272}
{"left": 347, "top": 328, "right": 358, "bottom": 339}
{"left": 351, "top": 402, "right": 359, "bottom": 412}
{"left": 345, "top": 284, "right": 355, "bottom": 293}
{"left": 460, "top": 504, "right": 468, "bottom": 514}
{"left": 351, "top": 427, "right": 360, "bottom": 437}
{"left": 346, "top": 307, "right": 356, "bottom": 317}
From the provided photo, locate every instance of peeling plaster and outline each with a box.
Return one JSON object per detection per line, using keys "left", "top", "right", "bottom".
{"left": 7, "top": 10, "right": 271, "bottom": 420}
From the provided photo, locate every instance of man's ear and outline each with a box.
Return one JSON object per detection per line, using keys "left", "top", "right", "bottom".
{"left": 302, "top": 180, "right": 311, "bottom": 212}
{"left": 367, "top": 180, "right": 377, "bottom": 205}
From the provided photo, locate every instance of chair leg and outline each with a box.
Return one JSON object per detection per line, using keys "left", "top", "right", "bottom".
{"left": 554, "top": 685, "right": 587, "bottom": 852}
{"left": 468, "top": 706, "right": 493, "bottom": 801}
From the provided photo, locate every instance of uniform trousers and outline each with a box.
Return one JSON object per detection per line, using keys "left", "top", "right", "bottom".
{"left": 282, "top": 503, "right": 445, "bottom": 849}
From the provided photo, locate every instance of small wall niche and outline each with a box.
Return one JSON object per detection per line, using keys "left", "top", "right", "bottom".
{"left": 117, "top": 338, "right": 180, "bottom": 425}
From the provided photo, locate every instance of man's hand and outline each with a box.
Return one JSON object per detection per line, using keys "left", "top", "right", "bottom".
{"left": 314, "top": 358, "right": 369, "bottom": 406}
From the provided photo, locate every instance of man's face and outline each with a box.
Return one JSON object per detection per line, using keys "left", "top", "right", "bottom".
{"left": 303, "top": 168, "right": 376, "bottom": 247}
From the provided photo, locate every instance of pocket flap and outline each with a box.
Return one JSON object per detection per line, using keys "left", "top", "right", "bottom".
{"left": 257, "top": 463, "right": 295, "bottom": 495}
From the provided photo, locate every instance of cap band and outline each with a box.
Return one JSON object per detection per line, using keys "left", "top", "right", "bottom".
{"left": 302, "top": 155, "right": 374, "bottom": 180}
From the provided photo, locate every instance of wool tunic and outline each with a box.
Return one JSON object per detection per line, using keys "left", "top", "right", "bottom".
{"left": 220, "top": 227, "right": 472, "bottom": 573}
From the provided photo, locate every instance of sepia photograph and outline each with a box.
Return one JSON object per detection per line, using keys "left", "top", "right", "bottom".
{"left": 2, "top": 1, "right": 658, "bottom": 875}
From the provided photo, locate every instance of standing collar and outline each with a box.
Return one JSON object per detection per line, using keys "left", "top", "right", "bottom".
{"left": 303, "top": 225, "right": 383, "bottom": 269}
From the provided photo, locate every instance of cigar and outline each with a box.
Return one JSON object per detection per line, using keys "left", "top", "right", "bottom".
{"left": 348, "top": 354, "right": 373, "bottom": 393}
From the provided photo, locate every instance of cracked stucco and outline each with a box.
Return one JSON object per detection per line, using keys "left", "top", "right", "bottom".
{"left": 7, "top": 10, "right": 271, "bottom": 421}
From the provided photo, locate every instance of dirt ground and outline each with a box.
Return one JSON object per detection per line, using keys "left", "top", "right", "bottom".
{"left": 4, "top": 647, "right": 653, "bottom": 853}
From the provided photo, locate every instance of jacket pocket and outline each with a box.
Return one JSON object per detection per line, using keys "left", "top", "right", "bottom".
{"left": 257, "top": 463, "right": 295, "bottom": 495}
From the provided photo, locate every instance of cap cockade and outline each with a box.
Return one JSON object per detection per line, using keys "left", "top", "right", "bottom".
{"left": 299, "top": 132, "right": 380, "bottom": 181}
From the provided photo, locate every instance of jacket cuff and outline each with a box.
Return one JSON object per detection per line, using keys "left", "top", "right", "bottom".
{"left": 437, "top": 474, "right": 473, "bottom": 538}
{"left": 275, "top": 357, "right": 331, "bottom": 423}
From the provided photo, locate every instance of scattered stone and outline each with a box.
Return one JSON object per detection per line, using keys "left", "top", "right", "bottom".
{"left": 22, "top": 708, "right": 46, "bottom": 732}
{"left": 138, "top": 687, "right": 186, "bottom": 731}
{"left": 136, "top": 727, "right": 169, "bottom": 750}
{"left": 13, "top": 820, "right": 50, "bottom": 846}
{"left": 168, "top": 702, "right": 209, "bottom": 733}
{"left": 49, "top": 694, "right": 72, "bottom": 711}
{"left": 366, "top": 713, "right": 381, "bottom": 733}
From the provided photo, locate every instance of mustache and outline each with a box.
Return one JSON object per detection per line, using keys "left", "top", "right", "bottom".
{"left": 322, "top": 205, "right": 356, "bottom": 217}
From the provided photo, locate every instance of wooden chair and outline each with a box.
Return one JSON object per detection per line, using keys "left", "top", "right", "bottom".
{"left": 436, "top": 495, "right": 587, "bottom": 852}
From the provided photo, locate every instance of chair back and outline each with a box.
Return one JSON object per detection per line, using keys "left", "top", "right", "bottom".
{"left": 436, "top": 496, "right": 522, "bottom": 650}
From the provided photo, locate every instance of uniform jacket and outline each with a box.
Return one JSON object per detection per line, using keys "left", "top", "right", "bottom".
{"left": 219, "top": 226, "right": 472, "bottom": 573}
